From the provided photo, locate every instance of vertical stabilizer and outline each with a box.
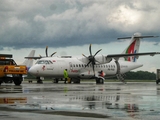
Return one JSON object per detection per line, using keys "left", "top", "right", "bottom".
{"left": 122, "top": 33, "right": 141, "bottom": 62}
{"left": 118, "top": 33, "right": 158, "bottom": 62}
{"left": 21, "top": 50, "right": 35, "bottom": 70}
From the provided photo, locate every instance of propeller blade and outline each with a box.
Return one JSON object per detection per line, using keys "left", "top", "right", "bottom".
{"left": 86, "top": 44, "right": 102, "bottom": 76}
{"left": 89, "top": 44, "right": 92, "bottom": 56}
{"left": 39, "top": 55, "right": 42, "bottom": 58}
{"left": 51, "top": 52, "right": 57, "bottom": 57}
{"left": 94, "top": 49, "right": 102, "bottom": 57}
{"left": 86, "top": 61, "right": 91, "bottom": 67}
{"left": 82, "top": 54, "right": 88, "bottom": 58}
{"left": 45, "top": 46, "right": 48, "bottom": 57}
{"left": 92, "top": 63, "right": 95, "bottom": 76}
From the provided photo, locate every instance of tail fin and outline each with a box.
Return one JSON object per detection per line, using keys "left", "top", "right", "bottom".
{"left": 118, "top": 33, "right": 158, "bottom": 62}
{"left": 21, "top": 50, "right": 35, "bottom": 70}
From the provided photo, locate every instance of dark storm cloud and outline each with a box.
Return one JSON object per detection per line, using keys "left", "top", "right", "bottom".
{"left": 0, "top": 0, "right": 160, "bottom": 49}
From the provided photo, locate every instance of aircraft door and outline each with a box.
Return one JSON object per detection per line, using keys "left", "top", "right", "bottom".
{"left": 69, "top": 62, "right": 73, "bottom": 70}
{"left": 55, "top": 61, "right": 69, "bottom": 76}
{"left": 115, "top": 61, "right": 120, "bottom": 74}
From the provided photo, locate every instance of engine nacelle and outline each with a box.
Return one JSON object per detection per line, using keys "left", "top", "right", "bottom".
{"left": 94, "top": 55, "right": 112, "bottom": 64}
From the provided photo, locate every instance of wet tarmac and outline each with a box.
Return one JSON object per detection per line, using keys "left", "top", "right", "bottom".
{"left": 0, "top": 81, "right": 160, "bottom": 120}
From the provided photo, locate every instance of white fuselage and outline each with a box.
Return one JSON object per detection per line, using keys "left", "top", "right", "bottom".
{"left": 29, "top": 56, "right": 143, "bottom": 79}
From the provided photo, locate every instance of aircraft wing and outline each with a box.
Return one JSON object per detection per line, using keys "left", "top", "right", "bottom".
{"left": 106, "top": 52, "right": 160, "bottom": 61}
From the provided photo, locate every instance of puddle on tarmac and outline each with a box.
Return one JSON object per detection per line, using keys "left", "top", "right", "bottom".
{"left": 0, "top": 82, "right": 160, "bottom": 120}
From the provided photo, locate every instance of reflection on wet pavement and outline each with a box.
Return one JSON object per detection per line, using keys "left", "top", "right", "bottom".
{"left": 0, "top": 82, "right": 160, "bottom": 120}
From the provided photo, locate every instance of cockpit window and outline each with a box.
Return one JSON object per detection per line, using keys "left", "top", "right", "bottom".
{"left": 49, "top": 60, "right": 53, "bottom": 64}
{"left": 36, "top": 60, "right": 44, "bottom": 64}
{"left": 36, "top": 60, "right": 52, "bottom": 64}
{"left": 44, "top": 60, "right": 49, "bottom": 64}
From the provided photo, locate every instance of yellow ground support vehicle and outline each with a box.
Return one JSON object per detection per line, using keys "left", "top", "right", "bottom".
{"left": 0, "top": 54, "right": 27, "bottom": 85}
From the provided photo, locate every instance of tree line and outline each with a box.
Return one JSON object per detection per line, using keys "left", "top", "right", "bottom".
{"left": 123, "top": 71, "right": 156, "bottom": 80}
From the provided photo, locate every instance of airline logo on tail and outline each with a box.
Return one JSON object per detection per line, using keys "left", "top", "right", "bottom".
{"left": 125, "top": 40, "right": 137, "bottom": 62}
{"left": 118, "top": 33, "right": 158, "bottom": 62}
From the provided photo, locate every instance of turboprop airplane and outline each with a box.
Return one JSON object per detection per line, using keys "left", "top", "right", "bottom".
{"left": 27, "top": 33, "right": 159, "bottom": 84}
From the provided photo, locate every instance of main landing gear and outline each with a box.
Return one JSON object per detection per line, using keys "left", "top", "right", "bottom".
{"left": 96, "top": 78, "right": 104, "bottom": 84}
{"left": 36, "top": 77, "right": 43, "bottom": 84}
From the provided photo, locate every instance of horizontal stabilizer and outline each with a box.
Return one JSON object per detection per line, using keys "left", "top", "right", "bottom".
{"left": 25, "top": 57, "right": 41, "bottom": 60}
{"left": 118, "top": 35, "right": 158, "bottom": 40}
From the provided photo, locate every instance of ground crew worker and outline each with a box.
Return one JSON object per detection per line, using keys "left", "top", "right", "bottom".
{"left": 64, "top": 69, "right": 68, "bottom": 84}
{"left": 99, "top": 70, "right": 104, "bottom": 77}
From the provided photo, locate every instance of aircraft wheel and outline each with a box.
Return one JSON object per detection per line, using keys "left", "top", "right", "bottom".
{"left": 53, "top": 79, "right": 58, "bottom": 83}
{"left": 99, "top": 78, "right": 104, "bottom": 84}
{"left": 36, "top": 77, "right": 43, "bottom": 84}
{"left": 37, "top": 79, "right": 43, "bottom": 84}
{"left": 73, "top": 79, "right": 80, "bottom": 84}
{"left": 76, "top": 79, "right": 80, "bottom": 84}
{"left": 96, "top": 79, "right": 100, "bottom": 84}
{"left": 96, "top": 78, "right": 104, "bottom": 84}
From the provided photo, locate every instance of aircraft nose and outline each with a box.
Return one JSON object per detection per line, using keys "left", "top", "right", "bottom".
{"left": 28, "top": 66, "right": 38, "bottom": 75}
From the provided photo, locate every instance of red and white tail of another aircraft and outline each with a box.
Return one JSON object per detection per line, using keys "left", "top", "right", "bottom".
{"left": 27, "top": 33, "right": 160, "bottom": 84}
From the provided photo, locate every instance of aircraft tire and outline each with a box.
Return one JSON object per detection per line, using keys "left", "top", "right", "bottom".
{"left": 75, "top": 79, "right": 80, "bottom": 84}
{"left": 96, "top": 78, "right": 104, "bottom": 84}
{"left": 37, "top": 80, "right": 43, "bottom": 84}
{"left": 99, "top": 78, "right": 104, "bottom": 84}
{"left": 36, "top": 77, "right": 43, "bottom": 84}
{"left": 53, "top": 79, "right": 58, "bottom": 83}
{"left": 96, "top": 79, "right": 100, "bottom": 84}
{"left": 73, "top": 79, "right": 80, "bottom": 84}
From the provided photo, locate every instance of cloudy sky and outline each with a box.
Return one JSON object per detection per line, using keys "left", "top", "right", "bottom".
{"left": 0, "top": 0, "right": 160, "bottom": 73}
